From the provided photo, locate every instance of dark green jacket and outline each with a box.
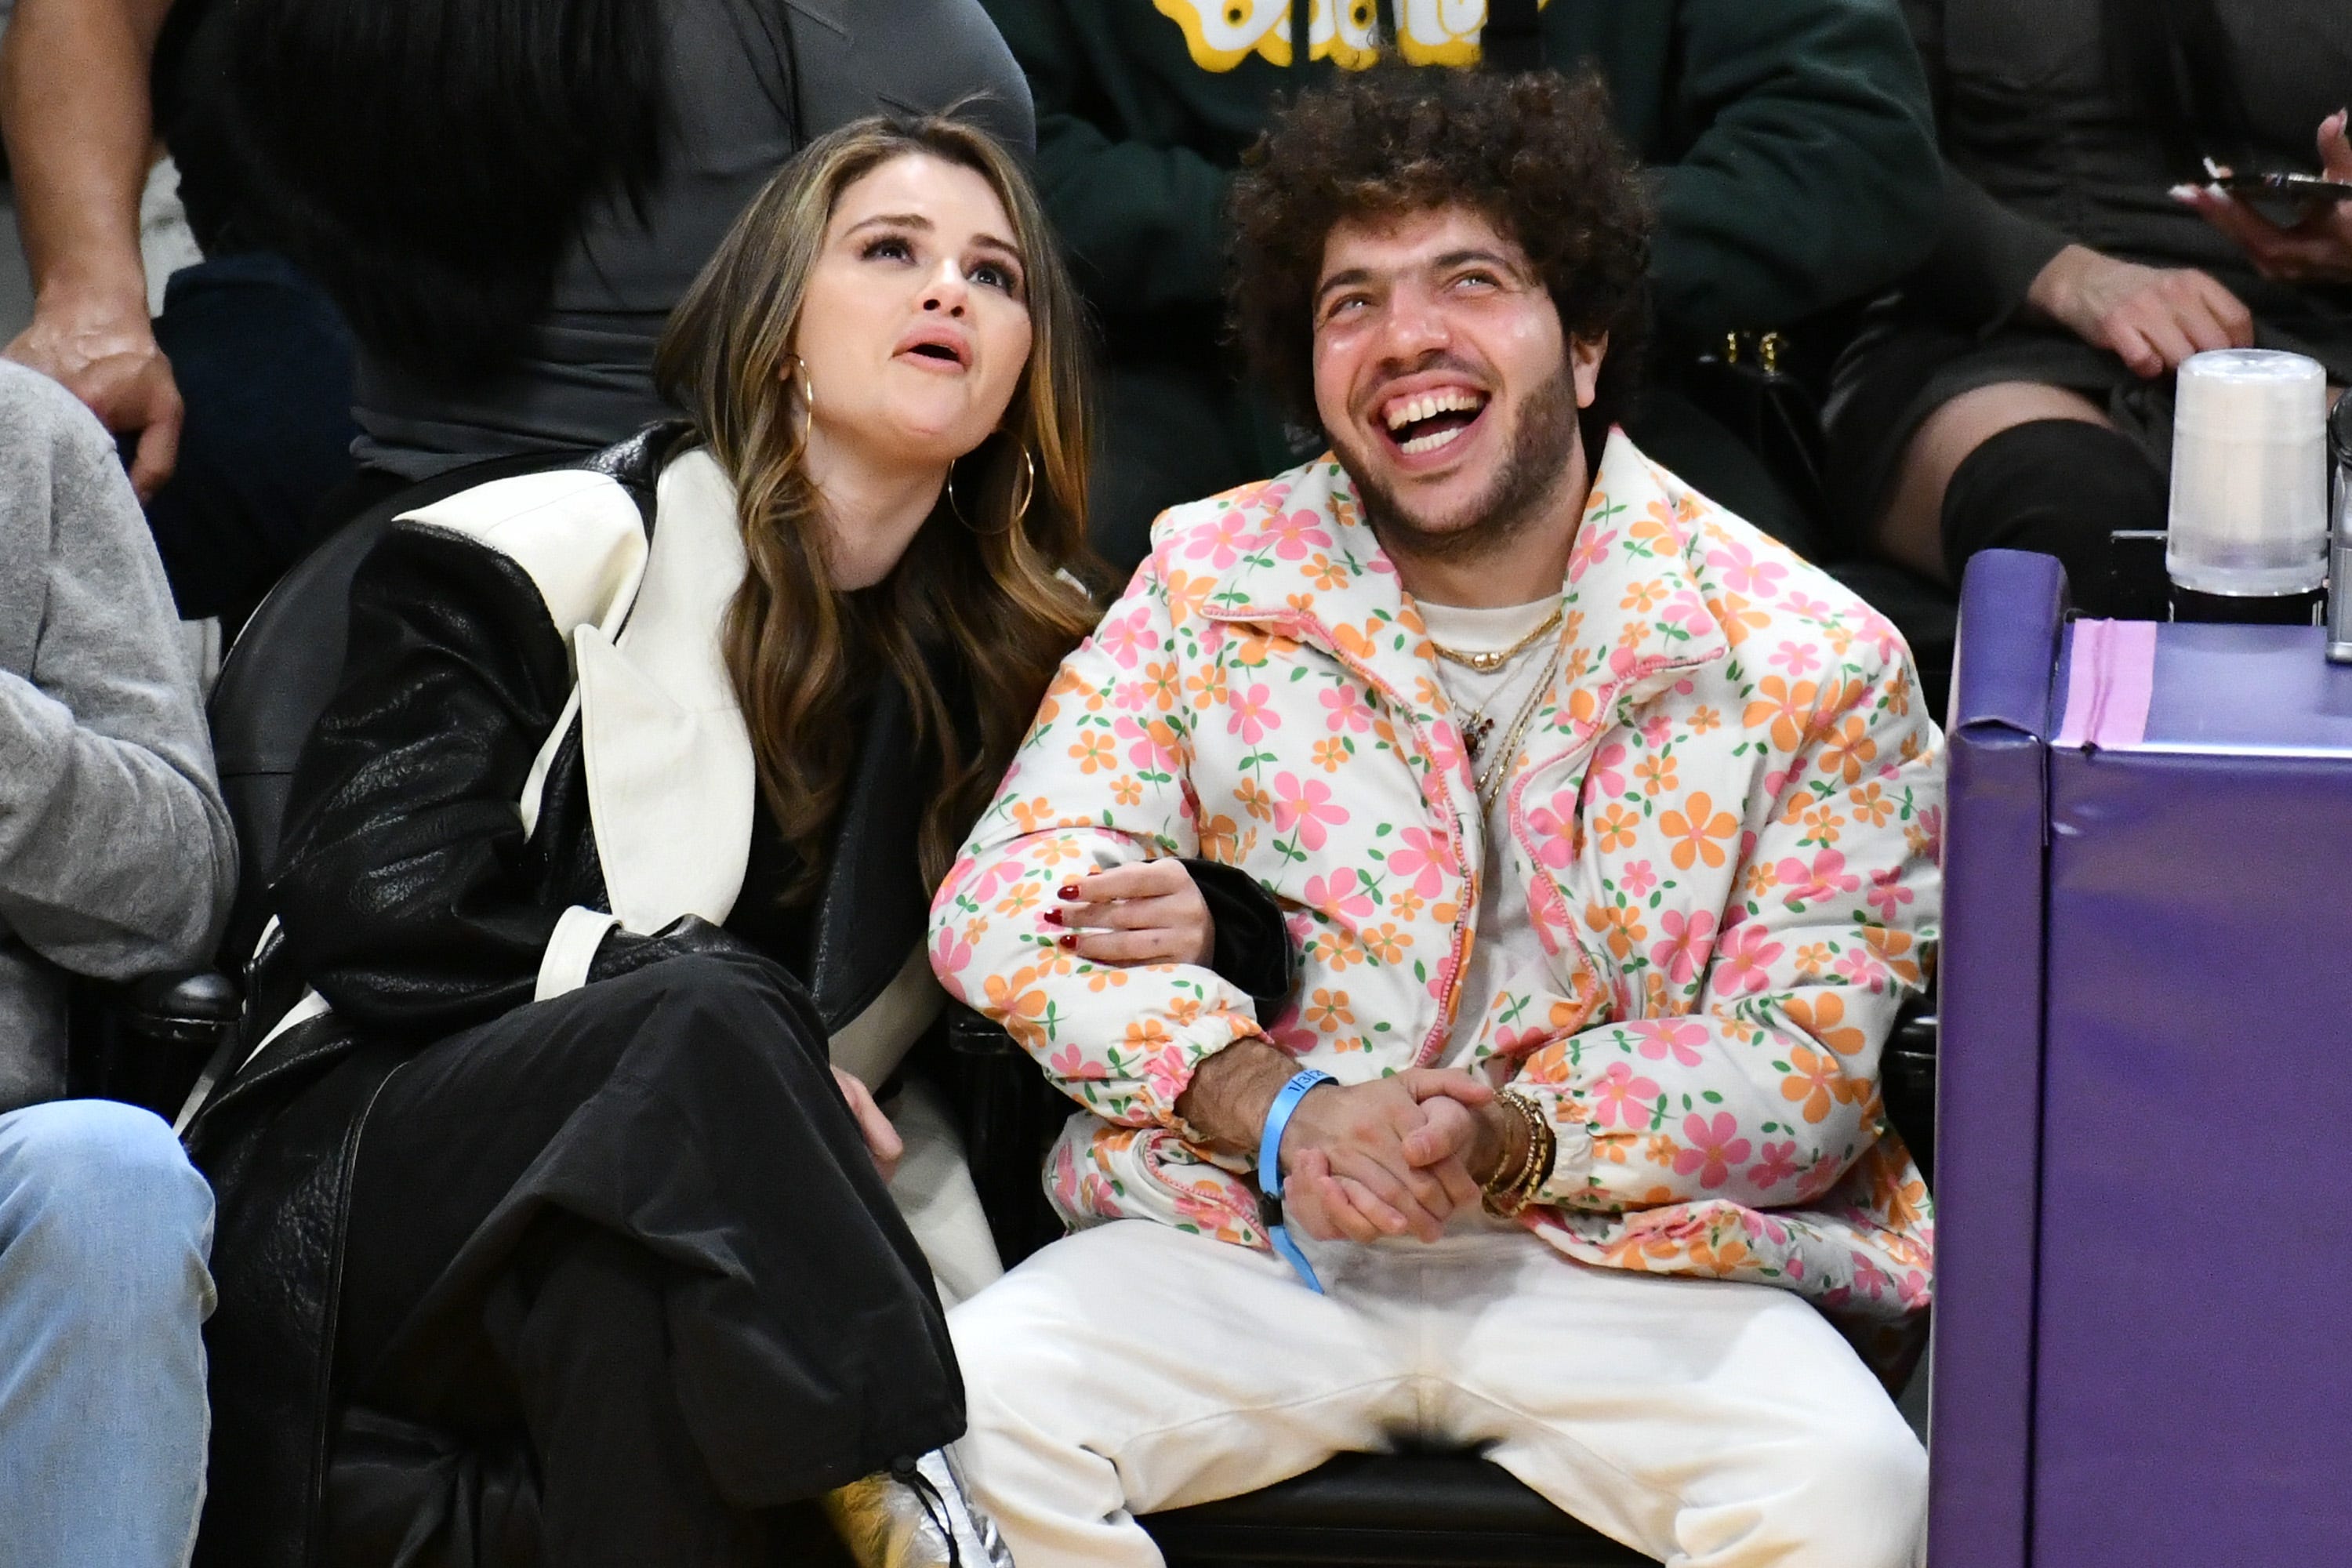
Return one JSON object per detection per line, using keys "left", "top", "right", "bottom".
{"left": 984, "top": 0, "right": 1941, "bottom": 357}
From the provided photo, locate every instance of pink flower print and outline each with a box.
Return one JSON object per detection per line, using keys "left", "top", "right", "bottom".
{"left": 1585, "top": 740, "right": 1629, "bottom": 800}
{"left": 1646, "top": 909, "right": 1718, "bottom": 986}
{"left": 1227, "top": 477, "right": 1291, "bottom": 513}
{"left": 1620, "top": 859, "right": 1658, "bottom": 897}
{"left": 1635, "top": 1018, "right": 1709, "bottom": 1068}
{"left": 1263, "top": 507, "right": 1334, "bottom": 561}
{"left": 1866, "top": 866, "right": 1915, "bottom": 922}
{"left": 1385, "top": 827, "right": 1450, "bottom": 898}
{"left": 1093, "top": 604, "right": 1159, "bottom": 670}
{"left": 1302, "top": 867, "right": 1377, "bottom": 920}
{"left": 1639, "top": 715, "right": 1672, "bottom": 748}
{"left": 1708, "top": 540, "right": 1788, "bottom": 600}
{"left": 1592, "top": 1062, "right": 1663, "bottom": 1128}
{"left": 1185, "top": 507, "right": 1256, "bottom": 568}
{"left": 1526, "top": 790, "right": 1577, "bottom": 870}
{"left": 1425, "top": 721, "right": 1468, "bottom": 780}
{"left": 1896, "top": 1269, "right": 1932, "bottom": 1310}
{"left": 1142, "top": 1048, "right": 1193, "bottom": 1105}
{"left": 929, "top": 927, "right": 974, "bottom": 977}
{"left": 1748, "top": 1138, "right": 1800, "bottom": 1189}
{"left": 1047, "top": 1043, "right": 1108, "bottom": 1082}
{"left": 1834, "top": 947, "right": 1888, "bottom": 989}
{"left": 1770, "top": 639, "right": 1823, "bottom": 677}
{"left": 1226, "top": 682, "right": 1279, "bottom": 744}
{"left": 1566, "top": 524, "right": 1621, "bottom": 580}
{"left": 1319, "top": 685, "right": 1373, "bottom": 734}
{"left": 1672, "top": 1112, "right": 1752, "bottom": 1189}
{"left": 1784, "top": 592, "right": 1835, "bottom": 622}
{"left": 1852, "top": 1255, "right": 1893, "bottom": 1300}
{"left": 1714, "top": 921, "right": 1785, "bottom": 994}
{"left": 1272, "top": 771, "right": 1349, "bottom": 850}
{"left": 1661, "top": 590, "right": 1714, "bottom": 634}
{"left": 1774, "top": 849, "right": 1860, "bottom": 906}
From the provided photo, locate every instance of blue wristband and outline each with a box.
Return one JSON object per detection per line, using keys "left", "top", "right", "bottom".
{"left": 1257, "top": 1068, "right": 1335, "bottom": 1294}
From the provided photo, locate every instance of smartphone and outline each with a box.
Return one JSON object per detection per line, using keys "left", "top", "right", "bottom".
{"left": 2201, "top": 159, "right": 2352, "bottom": 217}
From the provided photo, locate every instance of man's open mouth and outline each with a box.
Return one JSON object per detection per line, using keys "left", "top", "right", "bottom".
{"left": 1380, "top": 387, "right": 1490, "bottom": 456}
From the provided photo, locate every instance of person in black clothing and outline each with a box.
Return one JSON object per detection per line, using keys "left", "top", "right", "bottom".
{"left": 1, "top": 0, "right": 1032, "bottom": 629}
{"left": 1826, "top": 0, "right": 2352, "bottom": 612}
{"left": 184, "top": 113, "right": 1290, "bottom": 1568}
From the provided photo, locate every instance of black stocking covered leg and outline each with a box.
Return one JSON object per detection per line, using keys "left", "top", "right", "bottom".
{"left": 1939, "top": 418, "right": 2167, "bottom": 615}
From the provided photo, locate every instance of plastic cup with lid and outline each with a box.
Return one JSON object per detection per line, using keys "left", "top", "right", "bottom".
{"left": 2166, "top": 348, "right": 2330, "bottom": 598}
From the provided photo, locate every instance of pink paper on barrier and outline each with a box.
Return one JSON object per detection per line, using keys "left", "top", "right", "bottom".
{"left": 2052, "top": 619, "right": 2157, "bottom": 750}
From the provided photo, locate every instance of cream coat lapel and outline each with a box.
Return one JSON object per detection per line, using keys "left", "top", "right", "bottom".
{"left": 575, "top": 449, "right": 756, "bottom": 934}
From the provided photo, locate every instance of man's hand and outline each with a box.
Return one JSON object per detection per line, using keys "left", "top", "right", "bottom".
{"left": 1175, "top": 1037, "right": 1501, "bottom": 1244}
{"left": 2174, "top": 109, "right": 2352, "bottom": 287}
{"left": 1048, "top": 860, "right": 1215, "bottom": 966}
{"left": 2025, "top": 243, "right": 2254, "bottom": 379}
{"left": 833, "top": 1065, "right": 904, "bottom": 1181}
{"left": 5, "top": 292, "right": 183, "bottom": 498}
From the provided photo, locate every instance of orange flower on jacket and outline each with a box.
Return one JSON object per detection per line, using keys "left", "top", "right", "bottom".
{"left": 1741, "top": 676, "right": 1820, "bottom": 753}
{"left": 1660, "top": 792, "right": 1739, "bottom": 870}
{"left": 1784, "top": 990, "right": 1868, "bottom": 1056}
{"left": 1816, "top": 714, "right": 1879, "bottom": 784}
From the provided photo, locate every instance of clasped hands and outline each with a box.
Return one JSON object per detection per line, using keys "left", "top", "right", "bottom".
{"left": 1178, "top": 1038, "right": 1531, "bottom": 1246}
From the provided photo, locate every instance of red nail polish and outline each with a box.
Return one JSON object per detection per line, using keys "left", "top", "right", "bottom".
{"left": 1057, "top": 883, "right": 1080, "bottom": 900}
{"left": 1043, "top": 909, "right": 1063, "bottom": 927}
{"left": 1057, "top": 933, "right": 1078, "bottom": 949}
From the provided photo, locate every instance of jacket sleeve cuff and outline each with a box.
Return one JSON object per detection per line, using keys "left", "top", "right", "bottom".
{"left": 1515, "top": 1083, "right": 1599, "bottom": 1210}
{"left": 1183, "top": 857, "right": 1298, "bottom": 1013}
{"left": 536, "top": 906, "right": 622, "bottom": 1001}
{"left": 1918, "top": 171, "right": 2075, "bottom": 333}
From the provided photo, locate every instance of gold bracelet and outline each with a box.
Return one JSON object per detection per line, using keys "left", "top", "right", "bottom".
{"left": 1481, "top": 1090, "right": 1542, "bottom": 1217}
{"left": 1485, "top": 1089, "right": 1558, "bottom": 1218}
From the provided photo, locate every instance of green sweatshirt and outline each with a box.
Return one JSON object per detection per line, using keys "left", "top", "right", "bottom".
{"left": 984, "top": 0, "right": 1942, "bottom": 354}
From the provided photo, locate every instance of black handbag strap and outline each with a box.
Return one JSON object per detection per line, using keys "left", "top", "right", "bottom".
{"left": 1483, "top": 0, "right": 1544, "bottom": 72}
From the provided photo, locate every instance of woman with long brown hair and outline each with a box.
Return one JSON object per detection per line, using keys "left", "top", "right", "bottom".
{"left": 183, "top": 112, "right": 1275, "bottom": 1568}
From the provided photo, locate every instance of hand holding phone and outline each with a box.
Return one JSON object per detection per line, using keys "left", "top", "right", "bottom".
{"left": 2173, "top": 111, "right": 2352, "bottom": 285}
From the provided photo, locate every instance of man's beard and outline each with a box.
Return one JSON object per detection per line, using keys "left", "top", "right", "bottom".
{"left": 1334, "top": 364, "right": 1585, "bottom": 564}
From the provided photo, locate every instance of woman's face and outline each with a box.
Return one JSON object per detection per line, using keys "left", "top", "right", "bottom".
{"left": 793, "top": 152, "right": 1033, "bottom": 473}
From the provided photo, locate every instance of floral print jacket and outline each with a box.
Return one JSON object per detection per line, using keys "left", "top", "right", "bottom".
{"left": 930, "top": 432, "right": 1943, "bottom": 1337}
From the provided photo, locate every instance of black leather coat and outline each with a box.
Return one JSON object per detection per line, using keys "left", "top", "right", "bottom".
{"left": 185, "top": 426, "right": 1296, "bottom": 1568}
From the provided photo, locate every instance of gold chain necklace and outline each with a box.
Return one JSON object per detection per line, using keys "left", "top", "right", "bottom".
{"left": 1472, "top": 637, "right": 1568, "bottom": 813}
{"left": 1427, "top": 604, "right": 1564, "bottom": 674}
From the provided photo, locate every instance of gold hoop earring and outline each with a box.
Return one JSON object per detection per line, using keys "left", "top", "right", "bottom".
{"left": 780, "top": 354, "right": 815, "bottom": 452}
{"left": 949, "top": 446, "right": 1026, "bottom": 537}
{"left": 1011, "top": 443, "right": 1036, "bottom": 526}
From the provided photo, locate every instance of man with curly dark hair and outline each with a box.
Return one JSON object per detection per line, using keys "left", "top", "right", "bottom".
{"left": 938, "top": 66, "right": 1940, "bottom": 1568}
{"left": 976, "top": 0, "right": 1940, "bottom": 570}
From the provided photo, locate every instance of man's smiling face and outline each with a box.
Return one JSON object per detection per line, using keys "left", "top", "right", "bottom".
{"left": 1309, "top": 205, "right": 1606, "bottom": 561}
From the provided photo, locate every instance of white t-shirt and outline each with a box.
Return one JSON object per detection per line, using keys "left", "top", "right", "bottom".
{"left": 1414, "top": 593, "right": 1560, "bottom": 1067}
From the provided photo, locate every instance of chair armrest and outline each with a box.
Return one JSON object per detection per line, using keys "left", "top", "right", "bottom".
{"left": 121, "top": 971, "right": 244, "bottom": 1047}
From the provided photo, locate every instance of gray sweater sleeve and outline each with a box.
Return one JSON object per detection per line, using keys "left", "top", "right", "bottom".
{"left": 0, "top": 362, "right": 238, "bottom": 978}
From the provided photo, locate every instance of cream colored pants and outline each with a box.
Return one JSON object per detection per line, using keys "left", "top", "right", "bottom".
{"left": 948, "top": 1216, "right": 1925, "bottom": 1568}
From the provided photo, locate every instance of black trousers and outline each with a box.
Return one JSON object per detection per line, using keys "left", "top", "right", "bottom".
{"left": 328, "top": 953, "right": 959, "bottom": 1566}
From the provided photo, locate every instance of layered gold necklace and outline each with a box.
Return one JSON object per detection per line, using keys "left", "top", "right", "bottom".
{"left": 1427, "top": 604, "right": 1564, "bottom": 674}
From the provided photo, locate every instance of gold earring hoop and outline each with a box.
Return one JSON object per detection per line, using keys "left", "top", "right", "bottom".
{"left": 1011, "top": 443, "right": 1036, "bottom": 526}
{"left": 950, "top": 445, "right": 1029, "bottom": 537}
{"left": 780, "top": 354, "right": 815, "bottom": 454}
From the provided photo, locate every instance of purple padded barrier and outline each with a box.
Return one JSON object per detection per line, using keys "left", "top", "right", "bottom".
{"left": 2031, "top": 623, "right": 2352, "bottom": 1565}
{"left": 1932, "top": 549, "right": 2068, "bottom": 1568}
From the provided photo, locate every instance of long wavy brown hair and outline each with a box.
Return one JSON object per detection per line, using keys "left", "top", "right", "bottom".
{"left": 655, "top": 114, "right": 1101, "bottom": 897}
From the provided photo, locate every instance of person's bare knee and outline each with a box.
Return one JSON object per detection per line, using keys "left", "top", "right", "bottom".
{"left": 1875, "top": 382, "right": 2114, "bottom": 582}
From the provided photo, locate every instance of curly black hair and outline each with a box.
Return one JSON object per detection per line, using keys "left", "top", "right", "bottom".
{"left": 1229, "top": 65, "right": 1653, "bottom": 452}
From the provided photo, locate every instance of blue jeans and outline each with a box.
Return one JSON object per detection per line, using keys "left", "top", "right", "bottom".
{"left": 0, "top": 1101, "right": 216, "bottom": 1566}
